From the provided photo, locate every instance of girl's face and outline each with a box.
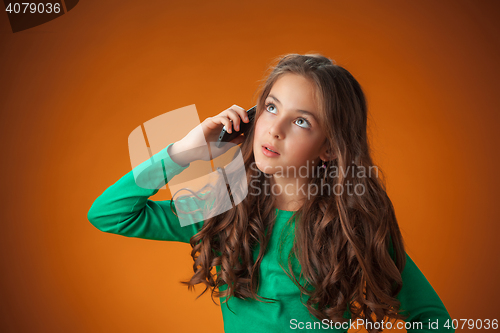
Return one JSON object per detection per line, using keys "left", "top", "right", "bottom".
{"left": 253, "top": 73, "right": 329, "bottom": 176}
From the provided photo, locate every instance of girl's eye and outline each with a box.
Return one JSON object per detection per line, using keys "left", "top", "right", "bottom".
{"left": 265, "top": 103, "right": 277, "bottom": 114}
{"left": 294, "top": 118, "right": 311, "bottom": 129}
{"left": 265, "top": 102, "right": 312, "bottom": 129}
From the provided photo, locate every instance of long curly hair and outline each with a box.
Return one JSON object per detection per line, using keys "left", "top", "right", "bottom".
{"left": 174, "top": 53, "right": 408, "bottom": 330}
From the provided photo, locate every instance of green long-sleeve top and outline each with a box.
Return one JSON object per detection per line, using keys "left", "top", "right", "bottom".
{"left": 87, "top": 143, "right": 454, "bottom": 332}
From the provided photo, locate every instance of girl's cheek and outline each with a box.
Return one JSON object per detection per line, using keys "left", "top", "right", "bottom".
{"left": 257, "top": 112, "right": 280, "bottom": 133}
{"left": 254, "top": 116, "right": 267, "bottom": 135}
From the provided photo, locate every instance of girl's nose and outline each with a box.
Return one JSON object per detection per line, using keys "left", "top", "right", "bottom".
{"left": 269, "top": 118, "right": 285, "bottom": 139}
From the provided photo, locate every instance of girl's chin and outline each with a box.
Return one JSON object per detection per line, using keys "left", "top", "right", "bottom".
{"left": 254, "top": 160, "right": 284, "bottom": 175}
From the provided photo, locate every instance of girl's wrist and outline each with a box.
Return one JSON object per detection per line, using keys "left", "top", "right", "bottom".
{"left": 168, "top": 141, "right": 194, "bottom": 167}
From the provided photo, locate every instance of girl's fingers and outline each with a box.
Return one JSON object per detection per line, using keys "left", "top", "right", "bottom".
{"left": 205, "top": 116, "right": 229, "bottom": 133}
{"left": 232, "top": 105, "right": 250, "bottom": 123}
{"left": 225, "top": 108, "right": 242, "bottom": 131}
{"left": 214, "top": 115, "right": 233, "bottom": 133}
{"left": 209, "top": 105, "right": 248, "bottom": 135}
{"left": 225, "top": 105, "right": 250, "bottom": 131}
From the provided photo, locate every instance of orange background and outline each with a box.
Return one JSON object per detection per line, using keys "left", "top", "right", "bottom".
{"left": 1, "top": 0, "right": 499, "bottom": 332}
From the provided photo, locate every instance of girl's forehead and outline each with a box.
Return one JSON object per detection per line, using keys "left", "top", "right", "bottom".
{"left": 266, "top": 77, "right": 322, "bottom": 119}
{"left": 268, "top": 75, "right": 318, "bottom": 104}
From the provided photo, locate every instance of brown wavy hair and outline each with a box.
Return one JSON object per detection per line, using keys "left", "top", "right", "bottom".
{"left": 174, "top": 53, "right": 408, "bottom": 330}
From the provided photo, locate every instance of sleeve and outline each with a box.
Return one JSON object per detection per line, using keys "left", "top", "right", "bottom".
{"left": 389, "top": 238, "right": 454, "bottom": 332}
{"left": 87, "top": 142, "right": 204, "bottom": 244}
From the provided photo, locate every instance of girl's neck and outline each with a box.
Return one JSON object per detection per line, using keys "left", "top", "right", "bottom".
{"left": 272, "top": 174, "right": 307, "bottom": 212}
{"left": 273, "top": 193, "right": 305, "bottom": 212}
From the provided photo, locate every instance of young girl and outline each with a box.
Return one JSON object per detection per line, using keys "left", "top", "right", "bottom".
{"left": 88, "top": 53, "right": 453, "bottom": 332}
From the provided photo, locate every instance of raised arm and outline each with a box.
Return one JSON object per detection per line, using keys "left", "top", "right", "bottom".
{"left": 87, "top": 142, "right": 203, "bottom": 243}
{"left": 87, "top": 105, "right": 251, "bottom": 244}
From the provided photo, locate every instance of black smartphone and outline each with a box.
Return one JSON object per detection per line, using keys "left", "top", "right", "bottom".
{"left": 216, "top": 105, "right": 257, "bottom": 148}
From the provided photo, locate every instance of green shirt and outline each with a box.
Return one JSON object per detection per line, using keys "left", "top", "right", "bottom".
{"left": 87, "top": 143, "right": 454, "bottom": 332}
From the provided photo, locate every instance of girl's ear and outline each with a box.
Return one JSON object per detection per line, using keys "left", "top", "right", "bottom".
{"left": 319, "top": 147, "right": 336, "bottom": 162}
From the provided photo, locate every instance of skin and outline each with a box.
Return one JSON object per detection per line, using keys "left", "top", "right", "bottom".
{"left": 253, "top": 73, "right": 336, "bottom": 211}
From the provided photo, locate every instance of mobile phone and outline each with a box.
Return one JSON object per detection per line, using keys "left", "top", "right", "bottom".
{"left": 216, "top": 105, "right": 257, "bottom": 148}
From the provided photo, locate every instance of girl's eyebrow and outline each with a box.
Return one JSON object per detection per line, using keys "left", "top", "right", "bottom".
{"left": 267, "top": 94, "right": 318, "bottom": 122}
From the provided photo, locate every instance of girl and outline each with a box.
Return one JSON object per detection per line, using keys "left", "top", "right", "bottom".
{"left": 88, "top": 53, "right": 453, "bottom": 332}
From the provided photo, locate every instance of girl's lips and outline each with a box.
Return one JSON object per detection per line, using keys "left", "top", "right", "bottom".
{"left": 262, "top": 146, "right": 280, "bottom": 157}
{"left": 262, "top": 143, "right": 280, "bottom": 154}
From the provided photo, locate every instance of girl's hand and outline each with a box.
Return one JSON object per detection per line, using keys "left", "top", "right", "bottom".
{"left": 169, "top": 105, "right": 250, "bottom": 166}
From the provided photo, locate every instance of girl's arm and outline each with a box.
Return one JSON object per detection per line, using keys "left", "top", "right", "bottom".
{"left": 389, "top": 240, "right": 455, "bottom": 332}
{"left": 87, "top": 105, "right": 249, "bottom": 243}
{"left": 87, "top": 142, "right": 202, "bottom": 244}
